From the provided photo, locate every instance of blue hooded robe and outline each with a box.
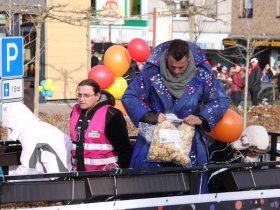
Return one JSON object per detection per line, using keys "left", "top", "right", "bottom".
{"left": 122, "top": 41, "right": 230, "bottom": 193}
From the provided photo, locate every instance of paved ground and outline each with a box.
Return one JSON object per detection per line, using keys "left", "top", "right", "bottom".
{"left": 39, "top": 101, "right": 75, "bottom": 115}
{"left": 24, "top": 82, "right": 75, "bottom": 115}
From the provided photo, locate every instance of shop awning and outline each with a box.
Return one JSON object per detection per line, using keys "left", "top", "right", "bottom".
{"left": 182, "top": 33, "right": 229, "bottom": 50}
{"left": 172, "top": 32, "right": 229, "bottom": 50}
{"left": 196, "top": 33, "right": 229, "bottom": 50}
{"left": 223, "top": 36, "right": 280, "bottom": 47}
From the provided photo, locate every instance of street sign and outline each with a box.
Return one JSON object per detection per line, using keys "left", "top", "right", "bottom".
{"left": 0, "top": 37, "right": 24, "bottom": 78}
{"left": 1, "top": 78, "right": 23, "bottom": 100}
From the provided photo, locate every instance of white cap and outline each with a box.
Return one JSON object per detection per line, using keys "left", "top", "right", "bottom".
{"left": 250, "top": 58, "right": 258, "bottom": 63}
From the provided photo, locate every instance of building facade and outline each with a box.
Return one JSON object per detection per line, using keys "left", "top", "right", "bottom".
{"left": 90, "top": 0, "right": 149, "bottom": 49}
{"left": 223, "top": 0, "right": 280, "bottom": 69}
{"left": 45, "top": 0, "right": 90, "bottom": 100}
{"left": 0, "top": 0, "right": 234, "bottom": 101}
{"left": 155, "top": 0, "right": 232, "bottom": 66}
{"left": 91, "top": 0, "right": 232, "bottom": 67}
{"left": 0, "top": 0, "right": 91, "bottom": 101}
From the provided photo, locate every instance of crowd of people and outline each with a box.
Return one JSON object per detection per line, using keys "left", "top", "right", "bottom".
{"left": 211, "top": 58, "right": 280, "bottom": 107}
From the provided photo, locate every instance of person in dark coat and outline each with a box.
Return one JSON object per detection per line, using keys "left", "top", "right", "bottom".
{"left": 91, "top": 52, "right": 100, "bottom": 68}
{"left": 123, "top": 60, "right": 140, "bottom": 85}
{"left": 276, "top": 65, "right": 280, "bottom": 99}
{"left": 262, "top": 64, "right": 273, "bottom": 81}
{"left": 248, "top": 58, "right": 262, "bottom": 106}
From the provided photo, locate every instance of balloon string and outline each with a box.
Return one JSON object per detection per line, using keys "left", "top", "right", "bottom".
{"left": 209, "top": 143, "right": 231, "bottom": 160}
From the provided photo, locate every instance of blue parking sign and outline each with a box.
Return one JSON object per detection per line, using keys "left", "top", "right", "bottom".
{"left": 0, "top": 37, "right": 24, "bottom": 78}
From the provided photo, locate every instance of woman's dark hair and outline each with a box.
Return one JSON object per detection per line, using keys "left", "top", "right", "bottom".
{"left": 76, "top": 79, "right": 101, "bottom": 95}
{"left": 166, "top": 39, "right": 190, "bottom": 61}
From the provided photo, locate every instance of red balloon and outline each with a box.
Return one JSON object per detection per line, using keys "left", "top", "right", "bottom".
{"left": 209, "top": 109, "right": 244, "bottom": 143}
{"left": 88, "top": 65, "right": 115, "bottom": 89}
{"left": 127, "top": 38, "right": 150, "bottom": 62}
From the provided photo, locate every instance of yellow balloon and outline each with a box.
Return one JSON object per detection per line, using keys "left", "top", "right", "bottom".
{"left": 50, "top": 85, "right": 57, "bottom": 92}
{"left": 38, "top": 86, "right": 44, "bottom": 92}
{"left": 45, "top": 79, "right": 53, "bottom": 86}
{"left": 44, "top": 84, "right": 51, "bottom": 90}
{"left": 106, "top": 77, "right": 128, "bottom": 99}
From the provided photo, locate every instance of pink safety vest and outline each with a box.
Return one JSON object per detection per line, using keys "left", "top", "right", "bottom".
{"left": 70, "top": 104, "right": 118, "bottom": 171}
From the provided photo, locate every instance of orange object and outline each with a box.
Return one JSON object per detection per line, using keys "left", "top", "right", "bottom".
{"left": 209, "top": 109, "right": 244, "bottom": 143}
{"left": 114, "top": 100, "right": 127, "bottom": 116}
{"left": 104, "top": 45, "right": 131, "bottom": 77}
{"left": 235, "top": 200, "right": 242, "bottom": 210}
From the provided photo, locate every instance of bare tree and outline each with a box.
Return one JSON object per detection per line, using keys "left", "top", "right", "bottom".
{"left": 158, "top": 0, "right": 229, "bottom": 43}
{"left": 219, "top": 2, "right": 274, "bottom": 126}
{"left": 3, "top": 2, "right": 90, "bottom": 116}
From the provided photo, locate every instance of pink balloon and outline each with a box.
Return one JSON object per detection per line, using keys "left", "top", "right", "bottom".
{"left": 127, "top": 38, "right": 150, "bottom": 62}
{"left": 88, "top": 65, "right": 115, "bottom": 89}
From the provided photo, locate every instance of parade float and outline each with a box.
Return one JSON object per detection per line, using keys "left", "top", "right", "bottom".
{"left": 0, "top": 103, "right": 280, "bottom": 210}
{"left": 1, "top": 37, "right": 280, "bottom": 210}
{"left": 0, "top": 131, "right": 280, "bottom": 210}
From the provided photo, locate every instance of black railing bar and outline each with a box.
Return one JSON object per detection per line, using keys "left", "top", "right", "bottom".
{"left": 2, "top": 161, "right": 280, "bottom": 181}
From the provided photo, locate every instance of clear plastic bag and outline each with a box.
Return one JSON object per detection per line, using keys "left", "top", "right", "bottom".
{"left": 139, "top": 113, "right": 183, "bottom": 144}
{"left": 147, "top": 119, "right": 195, "bottom": 166}
{"left": 165, "top": 113, "right": 183, "bottom": 125}
{"left": 139, "top": 122, "right": 156, "bottom": 144}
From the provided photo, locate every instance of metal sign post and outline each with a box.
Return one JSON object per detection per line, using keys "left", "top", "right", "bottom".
{"left": 0, "top": 37, "right": 24, "bottom": 123}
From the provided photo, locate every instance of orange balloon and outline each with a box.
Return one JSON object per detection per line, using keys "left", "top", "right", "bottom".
{"left": 209, "top": 109, "right": 244, "bottom": 143}
{"left": 114, "top": 100, "right": 127, "bottom": 115}
{"left": 104, "top": 45, "right": 131, "bottom": 77}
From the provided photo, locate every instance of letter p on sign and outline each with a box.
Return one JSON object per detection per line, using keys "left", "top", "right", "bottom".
{"left": 0, "top": 37, "right": 23, "bottom": 78}
{"left": 7, "top": 43, "right": 18, "bottom": 73}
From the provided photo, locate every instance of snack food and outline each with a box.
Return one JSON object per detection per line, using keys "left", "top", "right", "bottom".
{"left": 147, "top": 120, "right": 195, "bottom": 165}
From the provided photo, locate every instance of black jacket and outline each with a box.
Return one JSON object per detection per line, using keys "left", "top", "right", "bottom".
{"left": 71, "top": 91, "right": 133, "bottom": 170}
{"left": 249, "top": 65, "right": 262, "bottom": 92}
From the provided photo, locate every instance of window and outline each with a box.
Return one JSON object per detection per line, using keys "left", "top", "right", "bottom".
{"left": 204, "top": 0, "right": 217, "bottom": 19}
{"left": 243, "top": 0, "right": 253, "bottom": 18}
{"left": 20, "top": 14, "right": 37, "bottom": 26}
{"left": 180, "top": 1, "right": 190, "bottom": 17}
{"left": 275, "top": 51, "right": 280, "bottom": 68}
{"left": 91, "top": 0, "right": 95, "bottom": 10}
{"left": 0, "top": 13, "right": 6, "bottom": 26}
{"left": 165, "top": 1, "right": 177, "bottom": 18}
{"left": 165, "top": 0, "right": 190, "bottom": 19}
{"left": 191, "top": 0, "right": 217, "bottom": 21}
{"left": 90, "top": 0, "right": 96, "bottom": 10}
{"left": 130, "top": 0, "right": 141, "bottom": 16}
{"left": 165, "top": 0, "right": 217, "bottom": 20}
{"left": 277, "top": 0, "right": 280, "bottom": 17}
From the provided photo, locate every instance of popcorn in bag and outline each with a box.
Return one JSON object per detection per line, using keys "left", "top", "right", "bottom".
{"left": 147, "top": 120, "right": 195, "bottom": 166}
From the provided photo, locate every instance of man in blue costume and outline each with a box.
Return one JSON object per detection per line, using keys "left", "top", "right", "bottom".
{"left": 121, "top": 39, "right": 230, "bottom": 193}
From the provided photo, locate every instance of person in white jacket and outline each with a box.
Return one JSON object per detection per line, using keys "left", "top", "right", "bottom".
{"left": 2, "top": 102, "right": 72, "bottom": 175}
